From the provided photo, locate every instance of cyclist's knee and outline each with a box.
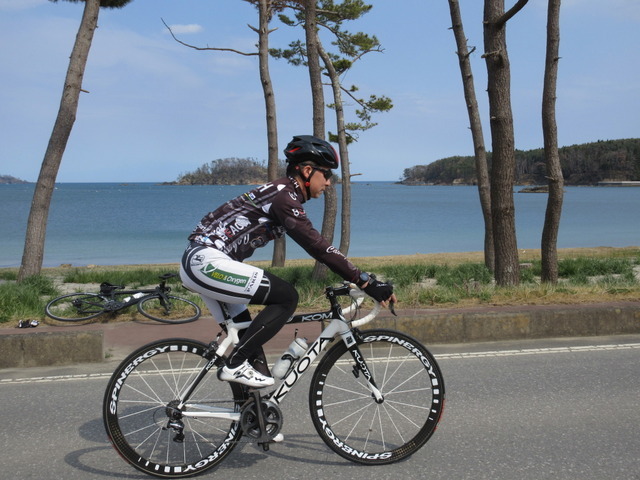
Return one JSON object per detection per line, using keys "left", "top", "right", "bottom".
{"left": 254, "top": 271, "right": 299, "bottom": 314}
{"left": 277, "top": 277, "right": 298, "bottom": 313}
{"left": 280, "top": 280, "right": 299, "bottom": 311}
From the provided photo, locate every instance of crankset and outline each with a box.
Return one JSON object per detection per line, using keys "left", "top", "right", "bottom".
{"left": 240, "top": 391, "right": 283, "bottom": 450}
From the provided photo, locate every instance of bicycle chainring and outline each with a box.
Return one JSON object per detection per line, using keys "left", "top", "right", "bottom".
{"left": 240, "top": 399, "right": 283, "bottom": 441}
{"left": 103, "top": 300, "right": 125, "bottom": 312}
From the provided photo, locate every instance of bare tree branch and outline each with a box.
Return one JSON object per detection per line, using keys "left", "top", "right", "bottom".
{"left": 495, "top": 0, "right": 529, "bottom": 29}
{"left": 162, "top": 18, "right": 257, "bottom": 56}
{"left": 247, "top": 22, "right": 278, "bottom": 34}
{"left": 463, "top": 45, "right": 476, "bottom": 59}
{"left": 339, "top": 84, "right": 364, "bottom": 107}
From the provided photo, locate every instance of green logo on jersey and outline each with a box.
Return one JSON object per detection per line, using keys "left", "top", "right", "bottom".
{"left": 200, "top": 264, "right": 249, "bottom": 287}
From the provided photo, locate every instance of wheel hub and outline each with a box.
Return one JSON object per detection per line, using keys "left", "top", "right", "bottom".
{"left": 165, "top": 400, "right": 185, "bottom": 443}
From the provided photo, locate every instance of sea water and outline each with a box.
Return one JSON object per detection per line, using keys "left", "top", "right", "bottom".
{"left": 1, "top": 182, "right": 638, "bottom": 267}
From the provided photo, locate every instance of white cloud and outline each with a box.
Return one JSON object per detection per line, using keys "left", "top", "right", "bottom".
{"left": 164, "top": 23, "right": 203, "bottom": 35}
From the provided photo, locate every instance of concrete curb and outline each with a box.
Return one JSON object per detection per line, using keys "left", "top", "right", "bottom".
{"left": 368, "top": 302, "right": 640, "bottom": 343}
{"left": 0, "top": 330, "right": 103, "bottom": 369}
{"left": 1, "top": 301, "right": 638, "bottom": 369}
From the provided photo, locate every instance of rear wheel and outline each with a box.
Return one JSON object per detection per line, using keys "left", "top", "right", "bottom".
{"left": 137, "top": 295, "right": 201, "bottom": 324}
{"left": 103, "top": 339, "right": 244, "bottom": 478}
{"left": 45, "top": 293, "right": 106, "bottom": 322}
{"left": 309, "top": 329, "right": 445, "bottom": 465}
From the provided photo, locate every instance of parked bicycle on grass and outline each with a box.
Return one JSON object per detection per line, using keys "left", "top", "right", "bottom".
{"left": 45, "top": 273, "right": 201, "bottom": 324}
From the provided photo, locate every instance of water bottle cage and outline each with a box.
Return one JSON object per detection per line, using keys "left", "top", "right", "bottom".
{"left": 272, "top": 353, "right": 298, "bottom": 379}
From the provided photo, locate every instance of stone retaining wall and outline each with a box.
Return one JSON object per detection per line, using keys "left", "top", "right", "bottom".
{"left": 1, "top": 302, "right": 638, "bottom": 368}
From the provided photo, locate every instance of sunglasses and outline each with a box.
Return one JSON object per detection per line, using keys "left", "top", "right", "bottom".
{"left": 312, "top": 167, "right": 333, "bottom": 181}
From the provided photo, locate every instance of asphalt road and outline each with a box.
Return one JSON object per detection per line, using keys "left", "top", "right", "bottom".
{"left": 1, "top": 334, "right": 639, "bottom": 480}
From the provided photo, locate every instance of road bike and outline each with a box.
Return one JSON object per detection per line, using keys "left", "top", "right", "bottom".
{"left": 45, "top": 273, "right": 201, "bottom": 324}
{"left": 102, "top": 283, "right": 445, "bottom": 478}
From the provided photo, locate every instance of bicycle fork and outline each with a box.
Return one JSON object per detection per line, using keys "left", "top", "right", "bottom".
{"left": 342, "top": 329, "right": 384, "bottom": 403}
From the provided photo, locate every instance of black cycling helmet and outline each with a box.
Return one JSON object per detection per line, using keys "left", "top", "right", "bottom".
{"left": 284, "top": 135, "right": 339, "bottom": 169}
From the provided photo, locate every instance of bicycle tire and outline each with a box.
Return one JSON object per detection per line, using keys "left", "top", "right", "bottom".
{"left": 45, "top": 293, "right": 107, "bottom": 322}
{"left": 103, "top": 338, "right": 245, "bottom": 478}
{"left": 308, "top": 328, "right": 445, "bottom": 465}
{"left": 137, "top": 294, "right": 201, "bottom": 324}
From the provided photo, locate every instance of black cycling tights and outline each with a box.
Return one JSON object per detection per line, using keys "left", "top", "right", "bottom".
{"left": 227, "top": 271, "right": 299, "bottom": 368}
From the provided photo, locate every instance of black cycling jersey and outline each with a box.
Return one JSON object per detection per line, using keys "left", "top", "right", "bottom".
{"left": 188, "top": 176, "right": 361, "bottom": 283}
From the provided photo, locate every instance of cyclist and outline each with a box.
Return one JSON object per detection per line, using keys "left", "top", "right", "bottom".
{"left": 180, "top": 135, "right": 396, "bottom": 388}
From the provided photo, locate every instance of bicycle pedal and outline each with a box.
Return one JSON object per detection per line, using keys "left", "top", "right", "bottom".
{"left": 256, "top": 432, "right": 283, "bottom": 450}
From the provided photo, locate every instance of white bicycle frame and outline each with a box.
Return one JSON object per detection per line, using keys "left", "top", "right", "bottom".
{"left": 176, "top": 286, "right": 382, "bottom": 421}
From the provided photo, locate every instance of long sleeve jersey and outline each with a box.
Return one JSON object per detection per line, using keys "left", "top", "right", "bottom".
{"left": 188, "top": 176, "right": 361, "bottom": 283}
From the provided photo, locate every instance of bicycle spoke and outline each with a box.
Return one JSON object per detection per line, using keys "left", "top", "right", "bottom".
{"left": 322, "top": 382, "right": 372, "bottom": 402}
{"left": 117, "top": 402, "right": 163, "bottom": 420}
{"left": 382, "top": 399, "right": 423, "bottom": 430}
{"left": 381, "top": 403, "right": 406, "bottom": 445}
{"left": 344, "top": 407, "right": 369, "bottom": 443}
{"left": 328, "top": 401, "right": 372, "bottom": 428}
{"left": 373, "top": 406, "right": 386, "bottom": 449}
{"left": 127, "top": 423, "right": 163, "bottom": 447}
{"left": 127, "top": 368, "right": 167, "bottom": 405}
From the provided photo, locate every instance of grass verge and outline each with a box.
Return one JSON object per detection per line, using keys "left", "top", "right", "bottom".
{"left": 0, "top": 246, "right": 639, "bottom": 325}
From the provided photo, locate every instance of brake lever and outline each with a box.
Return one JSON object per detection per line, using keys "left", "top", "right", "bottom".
{"left": 389, "top": 300, "right": 397, "bottom": 316}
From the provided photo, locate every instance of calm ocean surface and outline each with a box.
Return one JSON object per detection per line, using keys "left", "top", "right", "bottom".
{"left": 1, "top": 182, "right": 638, "bottom": 268}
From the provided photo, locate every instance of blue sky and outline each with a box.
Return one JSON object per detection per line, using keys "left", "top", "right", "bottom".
{"left": 1, "top": 0, "right": 638, "bottom": 183}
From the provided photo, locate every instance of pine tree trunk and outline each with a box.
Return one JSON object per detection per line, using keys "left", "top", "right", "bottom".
{"left": 256, "top": 0, "right": 285, "bottom": 267}
{"left": 318, "top": 45, "right": 352, "bottom": 256}
{"left": 18, "top": 0, "right": 100, "bottom": 281}
{"left": 304, "top": 0, "right": 335, "bottom": 281}
{"left": 483, "top": 0, "right": 522, "bottom": 286}
{"left": 448, "top": 0, "right": 494, "bottom": 272}
{"left": 541, "top": 0, "right": 563, "bottom": 283}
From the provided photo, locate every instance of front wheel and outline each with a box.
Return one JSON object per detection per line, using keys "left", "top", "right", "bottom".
{"left": 309, "top": 329, "right": 445, "bottom": 465}
{"left": 45, "top": 293, "right": 106, "bottom": 322}
{"left": 103, "top": 339, "right": 244, "bottom": 478}
{"left": 137, "top": 294, "right": 201, "bottom": 324}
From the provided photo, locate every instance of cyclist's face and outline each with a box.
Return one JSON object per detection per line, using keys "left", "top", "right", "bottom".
{"left": 302, "top": 165, "right": 332, "bottom": 199}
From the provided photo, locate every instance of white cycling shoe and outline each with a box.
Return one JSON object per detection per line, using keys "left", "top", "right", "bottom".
{"left": 218, "top": 360, "right": 275, "bottom": 388}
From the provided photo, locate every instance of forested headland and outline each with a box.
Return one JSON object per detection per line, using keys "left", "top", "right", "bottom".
{"left": 168, "top": 158, "right": 286, "bottom": 185}
{"left": 168, "top": 139, "right": 640, "bottom": 186}
{"left": 168, "top": 157, "right": 344, "bottom": 185}
{"left": 400, "top": 138, "right": 640, "bottom": 186}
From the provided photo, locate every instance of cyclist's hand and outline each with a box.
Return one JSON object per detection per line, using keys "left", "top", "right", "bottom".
{"left": 363, "top": 278, "right": 396, "bottom": 308}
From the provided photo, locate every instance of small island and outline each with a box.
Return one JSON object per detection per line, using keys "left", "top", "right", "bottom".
{"left": 0, "top": 175, "right": 30, "bottom": 185}
{"left": 518, "top": 186, "right": 549, "bottom": 193}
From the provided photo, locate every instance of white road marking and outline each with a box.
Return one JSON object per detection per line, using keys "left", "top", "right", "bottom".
{"left": 435, "top": 343, "right": 640, "bottom": 360}
{"left": 2, "top": 343, "right": 639, "bottom": 384}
